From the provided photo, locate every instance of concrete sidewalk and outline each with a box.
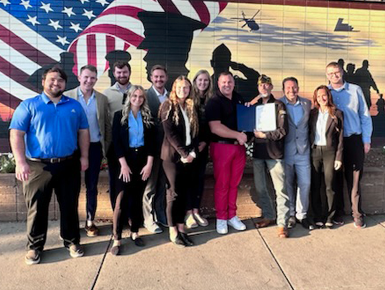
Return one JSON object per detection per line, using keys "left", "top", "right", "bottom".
{"left": 1, "top": 216, "right": 385, "bottom": 290}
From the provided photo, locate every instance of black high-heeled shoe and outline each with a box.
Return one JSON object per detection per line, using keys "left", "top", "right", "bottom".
{"left": 180, "top": 232, "right": 194, "bottom": 246}
{"left": 170, "top": 234, "right": 186, "bottom": 248}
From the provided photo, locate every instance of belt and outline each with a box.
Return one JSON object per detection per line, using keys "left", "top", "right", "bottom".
{"left": 217, "top": 140, "right": 239, "bottom": 145}
{"left": 28, "top": 155, "right": 74, "bottom": 164}
{"left": 129, "top": 146, "right": 144, "bottom": 152}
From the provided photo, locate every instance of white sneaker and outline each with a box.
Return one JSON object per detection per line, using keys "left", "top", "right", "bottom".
{"left": 228, "top": 216, "right": 246, "bottom": 231}
{"left": 216, "top": 219, "right": 228, "bottom": 234}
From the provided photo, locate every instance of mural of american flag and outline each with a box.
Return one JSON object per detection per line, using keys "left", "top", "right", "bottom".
{"left": 0, "top": 0, "right": 227, "bottom": 111}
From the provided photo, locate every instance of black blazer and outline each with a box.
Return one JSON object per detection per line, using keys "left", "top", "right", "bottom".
{"left": 309, "top": 108, "right": 344, "bottom": 162}
{"left": 112, "top": 110, "right": 155, "bottom": 161}
{"left": 159, "top": 100, "right": 198, "bottom": 163}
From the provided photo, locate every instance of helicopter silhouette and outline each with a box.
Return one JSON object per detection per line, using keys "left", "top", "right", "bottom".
{"left": 231, "top": 10, "right": 262, "bottom": 31}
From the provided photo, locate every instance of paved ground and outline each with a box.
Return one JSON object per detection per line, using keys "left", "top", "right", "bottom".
{"left": 1, "top": 215, "right": 385, "bottom": 290}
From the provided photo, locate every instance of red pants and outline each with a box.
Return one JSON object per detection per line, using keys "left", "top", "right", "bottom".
{"left": 210, "top": 142, "right": 246, "bottom": 220}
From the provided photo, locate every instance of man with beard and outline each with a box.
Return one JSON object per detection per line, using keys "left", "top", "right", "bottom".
{"left": 9, "top": 66, "right": 90, "bottom": 265}
{"left": 142, "top": 65, "right": 169, "bottom": 233}
{"left": 103, "top": 61, "right": 132, "bottom": 209}
{"left": 206, "top": 72, "right": 248, "bottom": 234}
{"left": 65, "top": 65, "right": 112, "bottom": 237}
{"left": 249, "top": 75, "right": 290, "bottom": 238}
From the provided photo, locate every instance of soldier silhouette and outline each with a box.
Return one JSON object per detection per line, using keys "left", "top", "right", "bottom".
{"left": 28, "top": 52, "right": 79, "bottom": 91}
{"left": 345, "top": 63, "right": 357, "bottom": 84}
{"left": 137, "top": 11, "right": 205, "bottom": 91}
{"left": 211, "top": 44, "right": 260, "bottom": 102}
{"left": 337, "top": 58, "right": 347, "bottom": 81}
{"left": 105, "top": 50, "right": 132, "bottom": 86}
{"left": 355, "top": 60, "right": 379, "bottom": 109}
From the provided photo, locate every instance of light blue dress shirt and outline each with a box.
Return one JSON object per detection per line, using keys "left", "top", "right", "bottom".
{"left": 78, "top": 89, "right": 101, "bottom": 143}
{"left": 286, "top": 99, "right": 303, "bottom": 127}
{"left": 328, "top": 82, "right": 372, "bottom": 143}
{"left": 128, "top": 110, "right": 144, "bottom": 148}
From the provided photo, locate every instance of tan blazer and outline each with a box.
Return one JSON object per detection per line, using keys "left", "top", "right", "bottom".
{"left": 65, "top": 87, "right": 112, "bottom": 157}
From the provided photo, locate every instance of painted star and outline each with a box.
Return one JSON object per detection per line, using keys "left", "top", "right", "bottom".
{"left": 0, "top": 0, "right": 10, "bottom": 7}
{"left": 56, "top": 35, "right": 69, "bottom": 46}
{"left": 48, "top": 19, "right": 62, "bottom": 30}
{"left": 96, "top": 0, "right": 109, "bottom": 6}
{"left": 26, "top": 15, "right": 40, "bottom": 26}
{"left": 62, "top": 7, "right": 76, "bottom": 17}
{"left": 82, "top": 9, "right": 95, "bottom": 20}
{"left": 79, "top": 0, "right": 89, "bottom": 4}
{"left": 40, "top": 2, "right": 53, "bottom": 13}
{"left": 20, "top": 0, "right": 32, "bottom": 10}
{"left": 69, "top": 22, "right": 82, "bottom": 33}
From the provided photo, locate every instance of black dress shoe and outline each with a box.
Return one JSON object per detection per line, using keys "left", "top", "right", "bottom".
{"left": 300, "top": 218, "right": 315, "bottom": 230}
{"left": 132, "top": 237, "right": 145, "bottom": 247}
{"left": 170, "top": 234, "right": 186, "bottom": 248}
{"left": 180, "top": 233, "right": 194, "bottom": 246}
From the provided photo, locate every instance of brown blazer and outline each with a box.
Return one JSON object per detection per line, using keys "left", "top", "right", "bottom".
{"left": 159, "top": 100, "right": 198, "bottom": 163}
{"left": 65, "top": 87, "right": 112, "bottom": 157}
{"left": 309, "top": 108, "right": 344, "bottom": 162}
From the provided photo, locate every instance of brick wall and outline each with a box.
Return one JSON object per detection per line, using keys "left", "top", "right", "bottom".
{"left": 1, "top": 166, "right": 384, "bottom": 222}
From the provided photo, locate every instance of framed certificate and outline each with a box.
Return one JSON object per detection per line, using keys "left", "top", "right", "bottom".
{"left": 256, "top": 103, "right": 276, "bottom": 132}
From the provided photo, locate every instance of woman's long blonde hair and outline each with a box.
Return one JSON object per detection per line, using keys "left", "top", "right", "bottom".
{"left": 191, "top": 69, "right": 213, "bottom": 106}
{"left": 121, "top": 85, "right": 153, "bottom": 128}
{"left": 160, "top": 76, "right": 199, "bottom": 137}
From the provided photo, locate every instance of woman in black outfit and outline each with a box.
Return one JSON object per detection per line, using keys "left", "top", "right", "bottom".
{"left": 184, "top": 69, "right": 213, "bottom": 229}
{"left": 110, "top": 85, "right": 154, "bottom": 255}
{"left": 159, "top": 76, "right": 199, "bottom": 247}
{"left": 309, "top": 85, "right": 343, "bottom": 228}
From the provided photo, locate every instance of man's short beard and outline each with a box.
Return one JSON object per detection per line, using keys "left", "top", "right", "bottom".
{"left": 51, "top": 90, "right": 64, "bottom": 98}
{"left": 117, "top": 77, "right": 129, "bottom": 86}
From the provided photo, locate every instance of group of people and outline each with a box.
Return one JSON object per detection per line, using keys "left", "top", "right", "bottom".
{"left": 9, "top": 60, "right": 372, "bottom": 265}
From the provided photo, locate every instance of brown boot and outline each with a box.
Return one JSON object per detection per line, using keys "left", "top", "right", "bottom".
{"left": 277, "top": 226, "right": 289, "bottom": 238}
{"left": 255, "top": 218, "right": 274, "bottom": 228}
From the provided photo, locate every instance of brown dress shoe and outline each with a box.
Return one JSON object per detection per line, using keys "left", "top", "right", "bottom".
{"left": 277, "top": 226, "right": 289, "bottom": 238}
{"left": 255, "top": 218, "right": 274, "bottom": 228}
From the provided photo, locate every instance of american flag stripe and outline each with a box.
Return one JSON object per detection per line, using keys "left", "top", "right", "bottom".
{"left": 189, "top": 1, "right": 210, "bottom": 25}
{"left": 0, "top": 56, "right": 39, "bottom": 93}
{"left": 0, "top": 24, "right": 56, "bottom": 67}
{"left": 0, "top": 72, "right": 37, "bottom": 102}
{"left": 0, "top": 88, "right": 21, "bottom": 110}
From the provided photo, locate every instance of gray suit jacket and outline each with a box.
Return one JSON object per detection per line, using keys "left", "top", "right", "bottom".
{"left": 65, "top": 87, "right": 112, "bottom": 157}
{"left": 280, "top": 96, "right": 311, "bottom": 157}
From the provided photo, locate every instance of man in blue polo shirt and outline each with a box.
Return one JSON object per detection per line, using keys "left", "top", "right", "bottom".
{"left": 326, "top": 61, "right": 373, "bottom": 229}
{"left": 9, "top": 66, "right": 90, "bottom": 265}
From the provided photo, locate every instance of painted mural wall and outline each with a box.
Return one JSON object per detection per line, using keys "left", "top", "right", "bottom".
{"left": 1, "top": 0, "right": 385, "bottom": 151}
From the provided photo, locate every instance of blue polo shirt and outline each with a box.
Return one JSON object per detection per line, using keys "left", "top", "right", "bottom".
{"left": 9, "top": 93, "right": 89, "bottom": 158}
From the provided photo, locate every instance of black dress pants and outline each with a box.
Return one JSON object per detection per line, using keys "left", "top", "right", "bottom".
{"left": 310, "top": 146, "right": 337, "bottom": 223}
{"left": 113, "top": 148, "right": 147, "bottom": 240}
{"left": 163, "top": 160, "right": 195, "bottom": 227}
{"left": 23, "top": 158, "right": 81, "bottom": 251}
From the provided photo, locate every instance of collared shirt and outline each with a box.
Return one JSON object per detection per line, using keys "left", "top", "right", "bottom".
{"left": 205, "top": 90, "right": 244, "bottom": 143}
{"left": 328, "top": 82, "right": 372, "bottom": 143}
{"left": 9, "top": 93, "right": 89, "bottom": 158}
{"left": 115, "top": 82, "right": 131, "bottom": 95}
{"left": 152, "top": 86, "right": 168, "bottom": 104}
{"left": 285, "top": 98, "right": 303, "bottom": 126}
{"left": 179, "top": 104, "right": 191, "bottom": 146}
{"left": 78, "top": 89, "right": 100, "bottom": 143}
{"left": 314, "top": 109, "right": 329, "bottom": 146}
{"left": 128, "top": 110, "right": 144, "bottom": 148}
